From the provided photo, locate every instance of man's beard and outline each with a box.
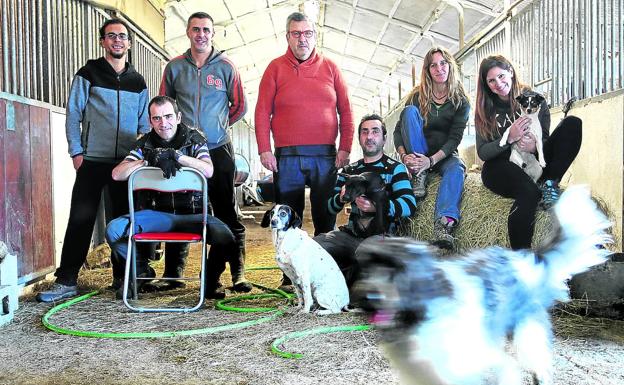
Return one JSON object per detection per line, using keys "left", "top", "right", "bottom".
{"left": 110, "top": 51, "right": 125, "bottom": 59}
{"left": 363, "top": 143, "right": 383, "bottom": 157}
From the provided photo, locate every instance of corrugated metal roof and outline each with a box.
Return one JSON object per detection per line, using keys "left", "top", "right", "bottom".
{"left": 164, "top": 0, "right": 508, "bottom": 123}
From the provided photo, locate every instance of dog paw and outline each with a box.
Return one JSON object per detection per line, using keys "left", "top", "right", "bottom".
{"left": 315, "top": 309, "right": 339, "bottom": 316}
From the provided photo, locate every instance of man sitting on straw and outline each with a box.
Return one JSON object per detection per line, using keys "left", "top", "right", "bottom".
{"left": 313, "top": 113, "right": 417, "bottom": 292}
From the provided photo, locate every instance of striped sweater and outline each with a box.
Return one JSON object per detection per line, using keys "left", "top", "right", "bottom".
{"left": 329, "top": 155, "right": 417, "bottom": 236}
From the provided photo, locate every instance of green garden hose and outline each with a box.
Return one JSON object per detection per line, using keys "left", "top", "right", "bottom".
{"left": 41, "top": 266, "right": 292, "bottom": 339}
{"left": 271, "top": 324, "right": 373, "bottom": 359}
{"left": 41, "top": 266, "right": 372, "bottom": 359}
{"left": 41, "top": 290, "right": 284, "bottom": 339}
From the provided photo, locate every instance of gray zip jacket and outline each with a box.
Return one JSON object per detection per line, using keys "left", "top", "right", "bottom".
{"left": 65, "top": 57, "right": 150, "bottom": 162}
{"left": 159, "top": 48, "right": 247, "bottom": 149}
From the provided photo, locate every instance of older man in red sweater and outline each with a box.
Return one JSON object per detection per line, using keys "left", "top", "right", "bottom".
{"left": 255, "top": 11, "right": 354, "bottom": 244}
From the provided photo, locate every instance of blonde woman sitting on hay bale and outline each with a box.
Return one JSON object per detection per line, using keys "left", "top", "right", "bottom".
{"left": 394, "top": 46, "right": 470, "bottom": 251}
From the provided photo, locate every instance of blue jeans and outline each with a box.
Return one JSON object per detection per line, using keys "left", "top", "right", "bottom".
{"left": 274, "top": 150, "right": 337, "bottom": 235}
{"left": 400, "top": 105, "right": 428, "bottom": 154}
{"left": 431, "top": 155, "right": 465, "bottom": 222}
{"left": 105, "top": 209, "right": 234, "bottom": 262}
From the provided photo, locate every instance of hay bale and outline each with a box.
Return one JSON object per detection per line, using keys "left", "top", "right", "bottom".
{"left": 84, "top": 243, "right": 112, "bottom": 269}
{"left": 401, "top": 172, "right": 554, "bottom": 252}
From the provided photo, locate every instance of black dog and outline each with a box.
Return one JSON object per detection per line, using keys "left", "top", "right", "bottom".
{"left": 340, "top": 172, "right": 388, "bottom": 237}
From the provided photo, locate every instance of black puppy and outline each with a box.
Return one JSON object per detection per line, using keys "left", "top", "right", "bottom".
{"left": 340, "top": 172, "right": 388, "bottom": 237}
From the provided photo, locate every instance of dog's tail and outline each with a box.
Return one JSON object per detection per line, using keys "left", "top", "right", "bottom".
{"left": 536, "top": 185, "right": 611, "bottom": 301}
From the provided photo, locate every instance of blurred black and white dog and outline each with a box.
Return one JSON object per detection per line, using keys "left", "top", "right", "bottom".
{"left": 354, "top": 186, "right": 610, "bottom": 385}
{"left": 261, "top": 204, "right": 349, "bottom": 314}
{"left": 499, "top": 91, "right": 546, "bottom": 182}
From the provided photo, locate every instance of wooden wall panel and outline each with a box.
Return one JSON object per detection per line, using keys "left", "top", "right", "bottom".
{"left": 29, "top": 105, "right": 54, "bottom": 273}
{"left": 4, "top": 102, "right": 33, "bottom": 277}
{"left": 0, "top": 100, "right": 6, "bottom": 243}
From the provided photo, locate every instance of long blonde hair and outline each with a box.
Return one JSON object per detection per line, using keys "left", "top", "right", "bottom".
{"left": 407, "top": 46, "right": 467, "bottom": 125}
{"left": 474, "top": 55, "right": 528, "bottom": 140}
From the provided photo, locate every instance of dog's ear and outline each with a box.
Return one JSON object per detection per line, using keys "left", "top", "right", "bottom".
{"left": 286, "top": 208, "right": 303, "bottom": 230}
{"left": 260, "top": 206, "right": 274, "bottom": 228}
{"left": 533, "top": 92, "right": 545, "bottom": 104}
{"left": 515, "top": 93, "right": 528, "bottom": 104}
{"left": 357, "top": 238, "right": 436, "bottom": 270}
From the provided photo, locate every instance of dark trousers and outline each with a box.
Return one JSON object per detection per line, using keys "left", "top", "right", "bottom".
{"left": 55, "top": 160, "right": 128, "bottom": 285}
{"left": 481, "top": 116, "right": 582, "bottom": 250}
{"left": 313, "top": 231, "right": 385, "bottom": 289}
{"left": 205, "top": 143, "right": 246, "bottom": 286}
{"left": 274, "top": 147, "right": 337, "bottom": 236}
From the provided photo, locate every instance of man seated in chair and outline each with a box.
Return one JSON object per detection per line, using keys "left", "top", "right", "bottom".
{"left": 105, "top": 95, "right": 234, "bottom": 299}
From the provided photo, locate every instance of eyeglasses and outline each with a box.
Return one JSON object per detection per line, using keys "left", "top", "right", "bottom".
{"left": 288, "top": 30, "right": 314, "bottom": 39}
{"left": 104, "top": 32, "right": 129, "bottom": 41}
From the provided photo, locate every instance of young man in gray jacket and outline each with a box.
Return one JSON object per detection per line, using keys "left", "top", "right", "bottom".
{"left": 37, "top": 18, "right": 150, "bottom": 302}
{"left": 159, "top": 12, "right": 248, "bottom": 297}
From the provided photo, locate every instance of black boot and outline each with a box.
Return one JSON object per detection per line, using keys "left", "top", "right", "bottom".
{"left": 110, "top": 243, "right": 152, "bottom": 291}
{"left": 230, "top": 232, "right": 252, "bottom": 292}
{"left": 203, "top": 267, "right": 225, "bottom": 300}
{"left": 204, "top": 245, "right": 227, "bottom": 300}
{"left": 116, "top": 260, "right": 155, "bottom": 300}
{"left": 161, "top": 242, "right": 189, "bottom": 290}
{"left": 109, "top": 252, "right": 125, "bottom": 291}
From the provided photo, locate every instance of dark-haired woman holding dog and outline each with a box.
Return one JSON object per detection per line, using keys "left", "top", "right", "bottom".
{"left": 474, "top": 55, "right": 582, "bottom": 250}
{"left": 394, "top": 46, "right": 470, "bottom": 250}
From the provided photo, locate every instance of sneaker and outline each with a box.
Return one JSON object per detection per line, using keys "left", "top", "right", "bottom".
{"left": 410, "top": 170, "right": 428, "bottom": 198}
{"left": 540, "top": 180, "right": 561, "bottom": 210}
{"left": 36, "top": 283, "right": 78, "bottom": 303}
{"left": 278, "top": 274, "right": 295, "bottom": 294}
{"left": 432, "top": 217, "right": 456, "bottom": 250}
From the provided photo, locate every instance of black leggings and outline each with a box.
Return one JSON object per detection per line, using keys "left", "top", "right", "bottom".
{"left": 481, "top": 116, "right": 582, "bottom": 250}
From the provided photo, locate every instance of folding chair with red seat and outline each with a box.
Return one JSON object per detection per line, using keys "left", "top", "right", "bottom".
{"left": 122, "top": 166, "right": 208, "bottom": 312}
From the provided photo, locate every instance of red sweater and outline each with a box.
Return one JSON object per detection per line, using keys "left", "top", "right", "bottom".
{"left": 254, "top": 48, "right": 354, "bottom": 154}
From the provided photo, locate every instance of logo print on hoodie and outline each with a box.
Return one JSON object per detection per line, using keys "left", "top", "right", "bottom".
{"left": 206, "top": 74, "right": 224, "bottom": 89}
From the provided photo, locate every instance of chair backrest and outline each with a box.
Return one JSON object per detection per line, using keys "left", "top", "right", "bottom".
{"left": 129, "top": 166, "right": 205, "bottom": 193}
{"left": 127, "top": 167, "right": 209, "bottom": 224}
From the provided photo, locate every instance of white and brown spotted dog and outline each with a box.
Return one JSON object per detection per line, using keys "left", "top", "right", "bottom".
{"left": 261, "top": 204, "right": 349, "bottom": 314}
{"left": 500, "top": 91, "right": 546, "bottom": 182}
{"left": 353, "top": 186, "right": 610, "bottom": 385}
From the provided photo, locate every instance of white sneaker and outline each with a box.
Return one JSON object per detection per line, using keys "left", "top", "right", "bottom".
{"left": 36, "top": 283, "right": 78, "bottom": 303}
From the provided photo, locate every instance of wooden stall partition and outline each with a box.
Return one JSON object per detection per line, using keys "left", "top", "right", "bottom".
{"left": 0, "top": 100, "right": 5, "bottom": 243}
{"left": 1, "top": 97, "right": 55, "bottom": 283}
{"left": 29, "top": 106, "right": 54, "bottom": 274}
